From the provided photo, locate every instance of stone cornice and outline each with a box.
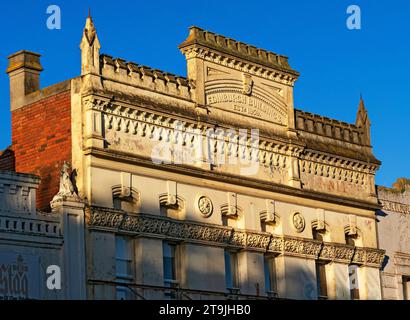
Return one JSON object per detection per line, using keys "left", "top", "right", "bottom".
{"left": 84, "top": 146, "right": 382, "bottom": 212}
{"left": 86, "top": 206, "right": 385, "bottom": 267}
{"left": 180, "top": 46, "right": 297, "bottom": 87}
{"left": 300, "top": 151, "right": 378, "bottom": 175}
{"left": 379, "top": 199, "right": 410, "bottom": 214}
{"left": 83, "top": 95, "right": 380, "bottom": 208}
{"left": 84, "top": 96, "right": 378, "bottom": 172}
{"left": 179, "top": 26, "right": 299, "bottom": 81}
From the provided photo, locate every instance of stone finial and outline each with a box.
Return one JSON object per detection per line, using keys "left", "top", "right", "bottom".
{"left": 80, "top": 12, "right": 100, "bottom": 75}
{"left": 6, "top": 50, "right": 43, "bottom": 111}
{"left": 355, "top": 95, "right": 371, "bottom": 146}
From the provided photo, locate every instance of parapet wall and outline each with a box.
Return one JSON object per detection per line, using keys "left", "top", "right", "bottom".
{"left": 100, "top": 54, "right": 194, "bottom": 101}
{"left": 295, "top": 109, "right": 364, "bottom": 146}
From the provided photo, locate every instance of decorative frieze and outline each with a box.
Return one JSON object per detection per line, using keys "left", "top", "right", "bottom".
{"left": 319, "top": 243, "right": 355, "bottom": 263}
{"left": 299, "top": 152, "right": 375, "bottom": 200}
{"left": 299, "top": 153, "right": 375, "bottom": 181}
{"left": 282, "top": 237, "right": 321, "bottom": 259}
{"left": 245, "top": 231, "right": 271, "bottom": 250}
{"left": 379, "top": 199, "right": 410, "bottom": 214}
{"left": 83, "top": 96, "right": 377, "bottom": 201}
{"left": 86, "top": 206, "right": 385, "bottom": 267}
{"left": 84, "top": 97, "right": 377, "bottom": 180}
{"left": 268, "top": 237, "right": 284, "bottom": 252}
{"left": 351, "top": 247, "right": 385, "bottom": 267}
{"left": 364, "top": 248, "right": 386, "bottom": 267}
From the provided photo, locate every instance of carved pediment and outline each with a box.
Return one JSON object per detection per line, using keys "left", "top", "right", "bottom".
{"left": 179, "top": 26, "right": 298, "bottom": 127}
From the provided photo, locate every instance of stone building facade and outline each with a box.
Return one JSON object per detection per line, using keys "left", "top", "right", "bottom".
{"left": 0, "top": 170, "right": 86, "bottom": 299}
{"left": 377, "top": 179, "right": 410, "bottom": 300}
{"left": 1, "top": 15, "right": 386, "bottom": 300}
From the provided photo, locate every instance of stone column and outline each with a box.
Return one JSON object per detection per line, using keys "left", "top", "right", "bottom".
{"left": 51, "top": 197, "right": 87, "bottom": 299}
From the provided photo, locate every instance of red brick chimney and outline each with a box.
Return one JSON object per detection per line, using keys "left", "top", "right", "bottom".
{"left": 6, "top": 50, "right": 72, "bottom": 211}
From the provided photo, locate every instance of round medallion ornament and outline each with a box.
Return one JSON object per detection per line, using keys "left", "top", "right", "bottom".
{"left": 292, "top": 212, "right": 305, "bottom": 233}
{"left": 198, "top": 196, "right": 213, "bottom": 218}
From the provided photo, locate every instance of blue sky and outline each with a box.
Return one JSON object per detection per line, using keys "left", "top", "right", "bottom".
{"left": 0, "top": 0, "right": 409, "bottom": 187}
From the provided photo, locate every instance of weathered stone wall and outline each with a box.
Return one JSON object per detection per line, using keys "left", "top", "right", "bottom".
{"left": 377, "top": 180, "right": 410, "bottom": 299}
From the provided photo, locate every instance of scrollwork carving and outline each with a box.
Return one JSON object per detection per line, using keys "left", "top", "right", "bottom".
{"left": 86, "top": 206, "right": 384, "bottom": 267}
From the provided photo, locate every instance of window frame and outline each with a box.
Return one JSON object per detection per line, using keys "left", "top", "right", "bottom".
{"left": 115, "top": 235, "right": 134, "bottom": 300}
{"left": 348, "top": 264, "right": 360, "bottom": 300}
{"left": 162, "top": 240, "right": 180, "bottom": 299}
{"left": 115, "top": 235, "right": 134, "bottom": 280}
{"left": 224, "top": 249, "right": 240, "bottom": 291}
{"left": 264, "top": 254, "right": 278, "bottom": 296}
{"left": 403, "top": 276, "right": 410, "bottom": 300}
{"left": 315, "top": 261, "right": 328, "bottom": 299}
